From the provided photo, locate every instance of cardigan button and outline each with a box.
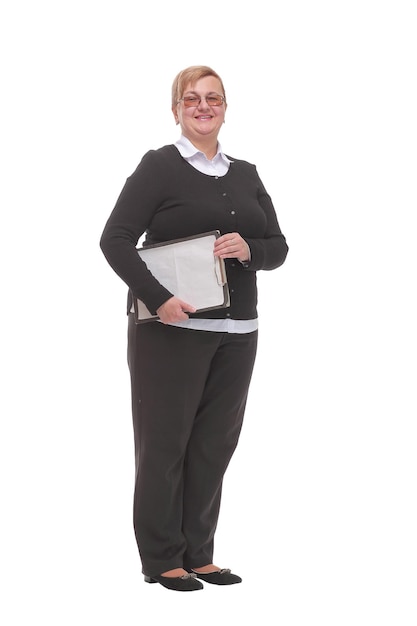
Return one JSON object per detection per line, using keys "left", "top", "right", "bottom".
{"left": 230, "top": 210, "right": 235, "bottom": 215}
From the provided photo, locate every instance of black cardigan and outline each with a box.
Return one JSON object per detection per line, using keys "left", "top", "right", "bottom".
{"left": 100, "top": 145, "right": 288, "bottom": 319}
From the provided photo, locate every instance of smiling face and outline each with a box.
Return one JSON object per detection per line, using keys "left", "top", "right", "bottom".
{"left": 173, "top": 75, "right": 227, "bottom": 146}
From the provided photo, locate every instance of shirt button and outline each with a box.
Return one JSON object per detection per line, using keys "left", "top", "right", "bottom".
{"left": 231, "top": 210, "right": 235, "bottom": 215}
{"left": 215, "top": 176, "right": 219, "bottom": 179}
{"left": 222, "top": 192, "right": 227, "bottom": 196}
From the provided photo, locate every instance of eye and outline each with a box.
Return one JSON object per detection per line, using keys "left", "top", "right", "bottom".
{"left": 206, "top": 96, "right": 223, "bottom": 106}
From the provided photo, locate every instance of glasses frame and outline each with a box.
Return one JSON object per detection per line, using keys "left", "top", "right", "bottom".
{"left": 177, "top": 94, "right": 226, "bottom": 108}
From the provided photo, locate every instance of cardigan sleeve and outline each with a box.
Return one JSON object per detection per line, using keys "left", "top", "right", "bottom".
{"left": 99, "top": 151, "right": 173, "bottom": 314}
{"left": 243, "top": 166, "right": 289, "bottom": 271}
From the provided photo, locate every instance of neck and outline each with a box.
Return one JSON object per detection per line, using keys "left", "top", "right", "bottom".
{"left": 186, "top": 136, "right": 219, "bottom": 161}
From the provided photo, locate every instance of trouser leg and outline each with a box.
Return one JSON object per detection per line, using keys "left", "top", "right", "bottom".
{"left": 127, "top": 317, "right": 222, "bottom": 576}
{"left": 182, "top": 330, "right": 258, "bottom": 569}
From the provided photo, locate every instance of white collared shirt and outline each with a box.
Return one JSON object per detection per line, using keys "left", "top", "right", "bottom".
{"left": 175, "top": 134, "right": 232, "bottom": 176}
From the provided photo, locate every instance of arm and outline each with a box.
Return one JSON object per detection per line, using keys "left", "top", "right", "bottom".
{"left": 245, "top": 169, "right": 289, "bottom": 270}
{"left": 100, "top": 151, "right": 174, "bottom": 314}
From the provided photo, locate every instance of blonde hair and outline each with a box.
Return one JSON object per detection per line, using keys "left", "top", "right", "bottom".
{"left": 171, "top": 65, "right": 226, "bottom": 109}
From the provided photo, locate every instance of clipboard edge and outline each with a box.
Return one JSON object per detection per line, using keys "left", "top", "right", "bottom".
{"left": 136, "top": 230, "right": 221, "bottom": 254}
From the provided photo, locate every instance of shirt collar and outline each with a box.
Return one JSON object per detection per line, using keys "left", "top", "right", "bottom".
{"left": 175, "top": 135, "right": 233, "bottom": 164}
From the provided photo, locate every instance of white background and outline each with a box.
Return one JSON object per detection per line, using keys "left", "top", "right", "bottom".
{"left": 1, "top": 1, "right": 416, "bottom": 624}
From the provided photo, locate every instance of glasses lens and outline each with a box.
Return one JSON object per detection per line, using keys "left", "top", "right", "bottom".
{"left": 183, "top": 96, "right": 200, "bottom": 107}
{"left": 206, "top": 96, "right": 223, "bottom": 106}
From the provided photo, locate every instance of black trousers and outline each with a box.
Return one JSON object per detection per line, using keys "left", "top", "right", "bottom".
{"left": 127, "top": 315, "right": 258, "bottom": 577}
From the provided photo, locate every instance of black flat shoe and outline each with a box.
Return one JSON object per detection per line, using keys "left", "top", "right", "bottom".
{"left": 190, "top": 568, "right": 242, "bottom": 585}
{"left": 144, "top": 572, "right": 203, "bottom": 591}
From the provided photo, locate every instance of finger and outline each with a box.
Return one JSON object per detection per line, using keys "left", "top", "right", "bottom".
{"left": 227, "top": 237, "right": 241, "bottom": 253}
{"left": 215, "top": 233, "right": 237, "bottom": 246}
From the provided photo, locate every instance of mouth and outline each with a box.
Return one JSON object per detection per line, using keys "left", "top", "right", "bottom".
{"left": 195, "top": 115, "right": 213, "bottom": 121}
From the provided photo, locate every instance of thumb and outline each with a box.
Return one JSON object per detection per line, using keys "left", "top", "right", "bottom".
{"left": 179, "top": 300, "right": 196, "bottom": 313}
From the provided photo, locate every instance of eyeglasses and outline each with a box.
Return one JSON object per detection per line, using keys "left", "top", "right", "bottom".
{"left": 178, "top": 94, "right": 225, "bottom": 107}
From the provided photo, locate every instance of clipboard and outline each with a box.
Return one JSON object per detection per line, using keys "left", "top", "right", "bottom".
{"left": 134, "top": 230, "right": 230, "bottom": 323}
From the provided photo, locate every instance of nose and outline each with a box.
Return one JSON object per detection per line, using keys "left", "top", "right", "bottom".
{"left": 197, "top": 96, "right": 210, "bottom": 110}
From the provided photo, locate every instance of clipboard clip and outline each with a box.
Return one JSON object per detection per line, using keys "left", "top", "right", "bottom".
{"left": 214, "top": 257, "right": 227, "bottom": 286}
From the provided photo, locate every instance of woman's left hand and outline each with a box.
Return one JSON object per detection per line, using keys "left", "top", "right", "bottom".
{"left": 213, "top": 232, "right": 250, "bottom": 263}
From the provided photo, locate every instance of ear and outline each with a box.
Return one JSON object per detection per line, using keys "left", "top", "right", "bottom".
{"left": 172, "top": 107, "right": 179, "bottom": 125}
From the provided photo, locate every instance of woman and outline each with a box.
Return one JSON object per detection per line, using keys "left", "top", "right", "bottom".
{"left": 100, "top": 65, "right": 289, "bottom": 592}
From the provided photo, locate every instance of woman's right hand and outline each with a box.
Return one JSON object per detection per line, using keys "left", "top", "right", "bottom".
{"left": 156, "top": 297, "right": 196, "bottom": 324}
